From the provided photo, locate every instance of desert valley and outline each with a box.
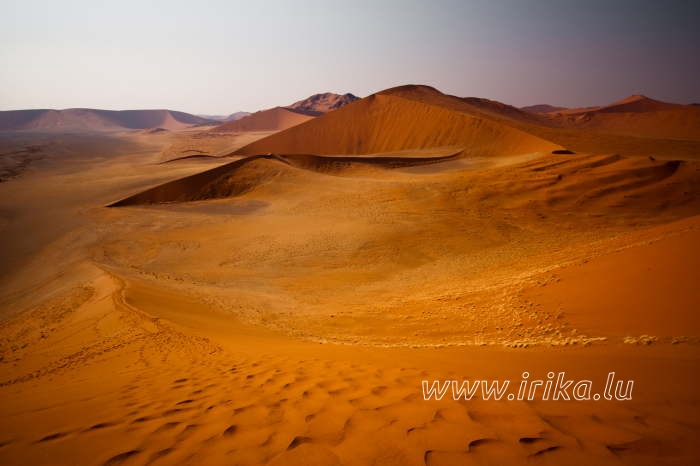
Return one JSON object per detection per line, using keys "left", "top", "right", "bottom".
{"left": 0, "top": 83, "right": 699, "bottom": 466}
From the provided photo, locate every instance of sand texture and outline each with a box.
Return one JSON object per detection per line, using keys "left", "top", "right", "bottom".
{"left": 1, "top": 86, "right": 700, "bottom": 465}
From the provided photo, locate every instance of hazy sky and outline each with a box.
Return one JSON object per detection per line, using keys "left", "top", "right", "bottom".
{"left": 1, "top": 0, "right": 699, "bottom": 114}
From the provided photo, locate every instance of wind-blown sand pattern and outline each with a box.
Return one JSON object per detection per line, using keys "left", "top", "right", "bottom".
{"left": 1, "top": 87, "right": 699, "bottom": 465}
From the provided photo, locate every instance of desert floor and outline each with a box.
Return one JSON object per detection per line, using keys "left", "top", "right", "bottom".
{"left": 0, "top": 130, "right": 699, "bottom": 466}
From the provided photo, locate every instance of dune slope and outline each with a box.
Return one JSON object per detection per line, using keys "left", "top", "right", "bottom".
{"left": 210, "top": 108, "right": 315, "bottom": 133}
{"left": 547, "top": 95, "right": 700, "bottom": 140}
{"left": 109, "top": 152, "right": 461, "bottom": 206}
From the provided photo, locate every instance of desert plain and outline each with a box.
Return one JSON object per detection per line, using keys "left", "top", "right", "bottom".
{"left": 0, "top": 85, "right": 699, "bottom": 465}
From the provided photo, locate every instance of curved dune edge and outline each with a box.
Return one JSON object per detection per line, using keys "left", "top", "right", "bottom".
{"left": 108, "top": 151, "right": 463, "bottom": 206}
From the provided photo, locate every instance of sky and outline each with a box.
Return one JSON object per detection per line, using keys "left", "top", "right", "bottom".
{"left": 1, "top": 0, "right": 699, "bottom": 114}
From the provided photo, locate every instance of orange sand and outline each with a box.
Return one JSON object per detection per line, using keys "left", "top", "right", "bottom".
{"left": 211, "top": 108, "right": 314, "bottom": 133}
{"left": 1, "top": 86, "right": 700, "bottom": 465}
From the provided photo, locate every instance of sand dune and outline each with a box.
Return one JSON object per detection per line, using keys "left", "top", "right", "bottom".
{"left": 558, "top": 106, "right": 700, "bottom": 140}
{"left": 150, "top": 128, "right": 279, "bottom": 164}
{"left": 556, "top": 95, "right": 678, "bottom": 115}
{"left": 210, "top": 107, "right": 315, "bottom": 133}
{"left": 522, "top": 217, "right": 700, "bottom": 340}
{"left": 403, "top": 91, "right": 700, "bottom": 145}
{"left": 2, "top": 82, "right": 700, "bottom": 466}
{"left": 1, "top": 131, "right": 699, "bottom": 466}
{"left": 0, "top": 109, "right": 217, "bottom": 132}
{"left": 104, "top": 147, "right": 700, "bottom": 349}
{"left": 109, "top": 152, "right": 462, "bottom": 205}
{"left": 232, "top": 88, "right": 561, "bottom": 157}
{"left": 373, "top": 85, "right": 551, "bottom": 127}
{"left": 542, "top": 95, "right": 700, "bottom": 140}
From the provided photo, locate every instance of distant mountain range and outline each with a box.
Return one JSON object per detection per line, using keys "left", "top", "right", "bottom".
{"left": 0, "top": 93, "right": 360, "bottom": 133}
{"left": 0, "top": 109, "right": 218, "bottom": 131}
{"left": 210, "top": 92, "right": 360, "bottom": 133}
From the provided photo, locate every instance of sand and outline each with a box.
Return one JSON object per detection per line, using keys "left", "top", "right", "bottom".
{"left": 210, "top": 108, "right": 315, "bottom": 133}
{"left": 233, "top": 90, "right": 560, "bottom": 157}
{"left": 1, "top": 86, "right": 700, "bottom": 465}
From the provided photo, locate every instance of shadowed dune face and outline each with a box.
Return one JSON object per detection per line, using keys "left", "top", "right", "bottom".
{"left": 232, "top": 93, "right": 561, "bottom": 157}
{"left": 110, "top": 156, "right": 302, "bottom": 205}
{"left": 108, "top": 152, "right": 463, "bottom": 205}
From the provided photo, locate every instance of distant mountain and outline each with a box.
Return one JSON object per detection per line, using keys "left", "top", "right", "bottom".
{"left": 228, "top": 111, "right": 252, "bottom": 121}
{"left": 0, "top": 108, "right": 218, "bottom": 131}
{"left": 197, "top": 111, "right": 251, "bottom": 122}
{"left": 521, "top": 104, "right": 567, "bottom": 113}
{"left": 210, "top": 93, "right": 358, "bottom": 133}
{"left": 286, "top": 93, "right": 360, "bottom": 116}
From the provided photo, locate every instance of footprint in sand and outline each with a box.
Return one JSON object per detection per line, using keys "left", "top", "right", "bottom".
{"left": 103, "top": 450, "right": 140, "bottom": 466}
{"left": 223, "top": 425, "right": 237, "bottom": 436}
{"left": 36, "top": 431, "right": 70, "bottom": 443}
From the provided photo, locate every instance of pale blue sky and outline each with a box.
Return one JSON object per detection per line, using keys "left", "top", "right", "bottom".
{"left": 1, "top": 0, "right": 699, "bottom": 113}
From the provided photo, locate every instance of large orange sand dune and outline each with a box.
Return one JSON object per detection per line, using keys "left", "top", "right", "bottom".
{"left": 233, "top": 86, "right": 561, "bottom": 157}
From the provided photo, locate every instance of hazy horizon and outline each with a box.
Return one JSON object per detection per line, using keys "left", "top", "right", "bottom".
{"left": 2, "top": 0, "right": 699, "bottom": 114}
